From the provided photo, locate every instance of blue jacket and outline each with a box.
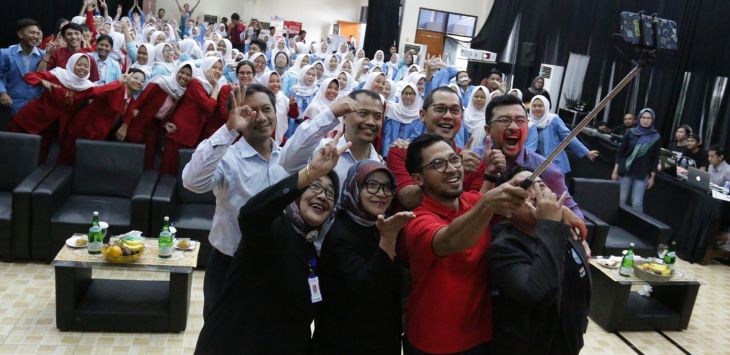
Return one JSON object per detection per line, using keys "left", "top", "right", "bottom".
{"left": 0, "top": 44, "right": 44, "bottom": 115}
{"left": 526, "top": 117, "right": 589, "bottom": 174}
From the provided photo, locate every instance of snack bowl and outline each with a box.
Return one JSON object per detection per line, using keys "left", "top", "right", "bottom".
{"left": 634, "top": 261, "right": 673, "bottom": 282}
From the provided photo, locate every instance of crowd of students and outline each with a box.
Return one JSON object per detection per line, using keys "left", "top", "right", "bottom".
{"left": 0, "top": 2, "right": 609, "bottom": 354}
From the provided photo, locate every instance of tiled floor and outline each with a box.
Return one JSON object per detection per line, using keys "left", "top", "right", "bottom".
{"left": 0, "top": 257, "right": 726, "bottom": 354}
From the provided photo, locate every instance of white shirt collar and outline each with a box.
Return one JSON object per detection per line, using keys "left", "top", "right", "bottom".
{"left": 335, "top": 135, "right": 383, "bottom": 162}
{"left": 236, "top": 136, "right": 281, "bottom": 160}
{"left": 16, "top": 44, "right": 41, "bottom": 57}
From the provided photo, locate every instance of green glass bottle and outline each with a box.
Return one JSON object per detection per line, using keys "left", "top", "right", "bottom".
{"left": 88, "top": 211, "right": 102, "bottom": 255}
{"left": 158, "top": 216, "right": 173, "bottom": 258}
{"left": 619, "top": 242, "right": 635, "bottom": 277}
{"left": 663, "top": 241, "right": 677, "bottom": 268}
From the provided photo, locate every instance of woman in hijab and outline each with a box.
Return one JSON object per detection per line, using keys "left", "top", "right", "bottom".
{"left": 508, "top": 88, "right": 523, "bottom": 101}
{"left": 355, "top": 48, "right": 366, "bottom": 60}
{"left": 462, "top": 86, "right": 491, "bottom": 150}
{"left": 322, "top": 54, "right": 340, "bottom": 79}
{"left": 121, "top": 61, "right": 194, "bottom": 169}
{"left": 338, "top": 59, "right": 355, "bottom": 78}
{"left": 163, "top": 23, "right": 178, "bottom": 43}
{"left": 303, "top": 77, "right": 340, "bottom": 120}
{"left": 179, "top": 38, "right": 204, "bottom": 61}
{"left": 524, "top": 75, "right": 551, "bottom": 106}
{"left": 249, "top": 52, "right": 270, "bottom": 84}
{"left": 371, "top": 50, "right": 385, "bottom": 67}
{"left": 363, "top": 72, "right": 386, "bottom": 95}
{"left": 314, "top": 161, "right": 415, "bottom": 355}
{"left": 313, "top": 61, "right": 326, "bottom": 85}
{"left": 129, "top": 43, "right": 155, "bottom": 77}
{"left": 150, "top": 43, "right": 179, "bottom": 78}
{"left": 202, "top": 39, "right": 217, "bottom": 53}
{"left": 382, "top": 79, "right": 396, "bottom": 103}
{"left": 337, "top": 71, "right": 354, "bottom": 96}
{"left": 381, "top": 83, "right": 421, "bottom": 157}
{"left": 285, "top": 64, "right": 319, "bottom": 137}
{"left": 261, "top": 71, "right": 298, "bottom": 145}
{"left": 194, "top": 135, "right": 344, "bottom": 355}
{"left": 7, "top": 53, "right": 99, "bottom": 161}
{"left": 151, "top": 30, "right": 167, "bottom": 45}
{"left": 354, "top": 58, "right": 371, "bottom": 84}
{"left": 526, "top": 95, "right": 598, "bottom": 175}
{"left": 611, "top": 108, "right": 661, "bottom": 211}
{"left": 282, "top": 53, "right": 311, "bottom": 95}
{"left": 393, "top": 52, "right": 415, "bottom": 82}
{"left": 272, "top": 38, "right": 292, "bottom": 59}
{"left": 335, "top": 42, "right": 349, "bottom": 61}
{"left": 385, "top": 52, "right": 399, "bottom": 80}
{"left": 160, "top": 57, "right": 224, "bottom": 174}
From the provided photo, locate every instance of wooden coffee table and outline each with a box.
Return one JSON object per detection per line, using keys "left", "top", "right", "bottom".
{"left": 589, "top": 259, "right": 700, "bottom": 331}
{"left": 52, "top": 238, "right": 199, "bottom": 332}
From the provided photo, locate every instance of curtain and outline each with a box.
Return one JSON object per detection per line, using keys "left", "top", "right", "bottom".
{"left": 363, "top": 0, "right": 399, "bottom": 58}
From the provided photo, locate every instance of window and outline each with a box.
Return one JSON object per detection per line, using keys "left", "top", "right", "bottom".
{"left": 417, "top": 9, "right": 447, "bottom": 32}
{"left": 446, "top": 14, "right": 477, "bottom": 37}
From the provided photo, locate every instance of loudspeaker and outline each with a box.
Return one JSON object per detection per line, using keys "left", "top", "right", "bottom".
{"left": 519, "top": 42, "right": 536, "bottom": 66}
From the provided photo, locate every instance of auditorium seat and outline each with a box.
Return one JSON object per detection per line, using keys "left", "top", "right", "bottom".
{"left": 0, "top": 132, "right": 54, "bottom": 261}
{"left": 151, "top": 149, "right": 214, "bottom": 268}
{"left": 31, "top": 140, "right": 157, "bottom": 262}
{"left": 571, "top": 177, "right": 670, "bottom": 256}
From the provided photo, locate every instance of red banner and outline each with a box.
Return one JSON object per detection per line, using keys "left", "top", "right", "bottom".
{"left": 284, "top": 21, "right": 303, "bottom": 35}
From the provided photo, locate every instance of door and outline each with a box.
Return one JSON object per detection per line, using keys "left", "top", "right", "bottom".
{"left": 337, "top": 21, "right": 361, "bottom": 46}
{"left": 415, "top": 29, "right": 445, "bottom": 58}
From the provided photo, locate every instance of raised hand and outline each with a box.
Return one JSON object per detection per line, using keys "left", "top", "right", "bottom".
{"left": 460, "top": 137, "right": 480, "bottom": 174}
{"left": 534, "top": 185, "right": 565, "bottom": 222}
{"left": 483, "top": 135, "right": 506, "bottom": 175}
{"left": 308, "top": 130, "right": 351, "bottom": 180}
{"left": 329, "top": 95, "right": 359, "bottom": 117}
{"left": 226, "top": 84, "right": 254, "bottom": 133}
{"left": 482, "top": 173, "right": 530, "bottom": 218}
{"left": 376, "top": 211, "right": 416, "bottom": 239}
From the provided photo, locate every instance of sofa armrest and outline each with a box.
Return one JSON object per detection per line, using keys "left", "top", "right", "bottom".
{"left": 150, "top": 174, "right": 177, "bottom": 236}
{"left": 131, "top": 170, "right": 159, "bottom": 236}
{"left": 581, "top": 209, "right": 610, "bottom": 256}
{"left": 31, "top": 166, "right": 73, "bottom": 260}
{"left": 618, "top": 204, "right": 671, "bottom": 247}
{"left": 9, "top": 164, "right": 55, "bottom": 260}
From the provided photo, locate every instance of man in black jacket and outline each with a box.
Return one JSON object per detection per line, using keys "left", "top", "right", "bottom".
{"left": 488, "top": 173, "right": 591, "bottom": 355}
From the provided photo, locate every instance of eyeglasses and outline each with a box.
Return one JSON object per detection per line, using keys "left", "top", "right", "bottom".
{"left": 490, "top": 116, "right": 529, "bottom": 126}
{"left": 420, "top": 154, "right": 463, "bottom": 173}
{"left": 401, "top": 91, "right": 416, "bottom": 97}
{"left": 363, "top": 180, "right": 395, "bottom": 197}
{"left": 429, "top": 104, "right": 462, "bottom": 116}
{"left": 308, "top": 182, "right": 336, "bottom": 201}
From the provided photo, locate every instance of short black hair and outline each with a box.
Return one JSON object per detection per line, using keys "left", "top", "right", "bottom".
{"left": 127, "top": 68, "right": 146, "bottom": 80}
{"left": 231, "top": 13, "right": 240, "bottom": 21}
{"left": 221, "top": 17, "right": 228, "bottom": 22}
{"left": 686, "top": 134, "right": 700, "bottom": 143}
{"left": 488, "top": 68, "right": 503, "bottom": 77}
{"left": 422, "top": 86, "right": 462, "bottom": 110}
{"left": 250, "top": 38, "right": 267, "bottom": 51}
{"left": 80, "top": 24, "right": 90, "bottom": 32}
{"left": 96, "top": 34, "right": 113, "bottom": 46}
{"left": 55, "top": 18, "right": 69, "bottom": 32}
{"left": 300, "top": 30, "right": 306, "bottom": 34}
{"left": 348, "top": 89, "right": 382, "bottom": 105}
{"left": 236, "top": 60, "right": 254, "bottom": 74}
{"left": 226, "top": 83, "right": 277, "bottom": 114}
{"left": 60, "top": 23, "right": 83, "bottom": 36}
{"left": 485, "top": 94, "right": 526, "bottom": 123}
{"left": 678, "top": 124, "right": 693, "bottom": 135}
{"left": 709, "top": 144, "right": 725, "bottom": 158}
{"left": 456, "top": 70, "right": 468, "bottom": 79}
{"left": 405, "top": 133, "right": 452, "bottom": 174}
{"left": 273, "top": 51, "right": 290, "bottom": 65}
{"left": 17, "top": 18, "right": 40, "bottom": 32}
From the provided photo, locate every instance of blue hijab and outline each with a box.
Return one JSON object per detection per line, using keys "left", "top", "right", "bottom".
{"left": 626, "top": 108, "right": 660, "bottom": 169}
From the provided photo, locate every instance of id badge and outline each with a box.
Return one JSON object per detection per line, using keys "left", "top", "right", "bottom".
{"left": 308, "top": 276, "right": 323, "bottom": 303}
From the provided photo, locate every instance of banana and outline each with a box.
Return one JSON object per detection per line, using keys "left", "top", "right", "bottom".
{"left": 123, "top": 241, "right": 144, "bottom": 252}
{"left": 123, "top": 239, "right": 142, "bottom": 246}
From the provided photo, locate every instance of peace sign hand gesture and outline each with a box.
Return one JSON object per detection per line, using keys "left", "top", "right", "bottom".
{"left": 226, "top": 85, "right": 256, "bottom": 133}
{"left": 307, "top": 130, "right": 351, "bottom": 181}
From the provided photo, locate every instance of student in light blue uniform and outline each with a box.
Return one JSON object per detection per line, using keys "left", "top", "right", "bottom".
{"left": 285, "top": 64, "right": 318, "bottom": 137}
{"left": 382, "top": 83, "right": 421, "bottom": 157}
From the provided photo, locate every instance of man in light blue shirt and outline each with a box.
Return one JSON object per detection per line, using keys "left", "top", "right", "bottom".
{"left": 182, "top": 84, "right": 289, "bottom": 318}
{"left": 0, "top": 18, "right": 44, "bottom": 120}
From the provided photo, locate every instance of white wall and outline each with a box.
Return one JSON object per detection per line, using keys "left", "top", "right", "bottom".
{"left": 156, "top": 0, "right": 363, "bottom": 44}
{"left": 399, "top": 0, "right": 494, "bottom": 52}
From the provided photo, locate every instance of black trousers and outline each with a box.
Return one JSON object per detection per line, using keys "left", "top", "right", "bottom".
{"left": 203, "top": 248, "right": 233, "bottom": 320}
{"left": 403, "top": 338, "right": 490, "bottom": 355}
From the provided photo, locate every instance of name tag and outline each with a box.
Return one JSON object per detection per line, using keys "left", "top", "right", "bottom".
{"left": 308, "top": 276, "right": 323, "bottom": 303}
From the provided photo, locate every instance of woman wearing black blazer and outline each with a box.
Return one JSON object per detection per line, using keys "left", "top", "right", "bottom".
{"left": 314, "top": 161, "right": 415, "bottom": 355}
{"left": 195, "top": 132, "right": 348, "bottom": 355}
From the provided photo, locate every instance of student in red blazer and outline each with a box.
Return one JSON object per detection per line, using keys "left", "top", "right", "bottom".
{"left": 59, "top": 69, "right": 147, "bottom": 165}
{"left": 202, "top": 83, "right": 233, "bottom": 140}
{"left": 7, "top": 53, "right": 98, "bottom": 162}
{"left": 159, "top": 57, "right": 223, "bottom": 175}
{"left": 119, "top": 62, "right": 194, "bottom": 170}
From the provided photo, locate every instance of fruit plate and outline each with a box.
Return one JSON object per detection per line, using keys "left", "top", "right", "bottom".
{"left": 102, "top": 246, "right": 144, "bottom": 263}
{"left": 66, "top": 234, "right": 89, "bottom": 248}
{"left": 174, "top": 239, "right": 196, "bottom": 251}
{"left": 634, "top": 261, "right": 673, "bottom": 282}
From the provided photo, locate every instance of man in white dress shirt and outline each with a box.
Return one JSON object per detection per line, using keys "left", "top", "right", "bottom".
{"left": 280, "top": 89, "right": 385, "bottom": 193}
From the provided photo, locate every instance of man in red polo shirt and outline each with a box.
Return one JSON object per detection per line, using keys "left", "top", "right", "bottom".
{"left": 387, "top": 87, "right": 488, "bottom": 210}
{"left": 36, "top": 22, "right": 100, "bottom": 82}
{"left": 401, "top": 133, "right": 529, "bottom": 354}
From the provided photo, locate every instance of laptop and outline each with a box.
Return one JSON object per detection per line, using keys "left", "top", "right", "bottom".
{"left": 687, "top": 167, "right": 711, "bottom": 193}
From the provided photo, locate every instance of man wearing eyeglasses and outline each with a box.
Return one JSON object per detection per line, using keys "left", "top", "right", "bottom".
{"left": 280, "top": 89, "right": 385, "bottom": 194}
{"left": 401, "top": 133, "right": 529, "bottom": 355}
{"left": 387, "top": 87, "right": 486, "bottom": 210}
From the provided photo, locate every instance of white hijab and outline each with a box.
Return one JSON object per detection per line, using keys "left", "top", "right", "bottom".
{"left": 131, "top": 43, "right": 156, "bottom": 76}
{"left": 291, "top": 64, "right": 318, "bottom": 97}
{"left": 249, "top": 52, "right": 270, "bottom": 84}
{"left": 154, "top": 43, "right": 177, "bottom": 73}
{"left": 151, "top": 31, "right": 166, "bottom": 45}
{"left": 109, "top": 32, "right": 126, "bottom": 62}
{"left": 528, "top": 95, "right": 557, "bottom": 129}
{"left": 195, "top": 57, "right": 223, "bottom": 94}
{"left": 150, "top": 60, "right": 193, "bottom": 100}
{"left": 142, "top": 26, "right": 157, "bottom": 44}
{"left": 463, "top": 86, "right": 491, "bottom": 135}
{"left": 219, "top": 39, "right": 234, "bottom": 65}
{"left": 322, "top": 54, "right": 340, "bottom": 79}
{"left": 371, "top": 50, "right": 385, "bottom": 66}
{"left": 287, "top": 54, "right": 310, "bottom": 76}
{"left": 337, "top": 59, "right": 355, "bottom": 77}
{"left": 180, "top": 39, "right": 203, "bottom": 60}
{"left": 508, "top": 88, "right": 523, "bottom": 101}
{"left": 364, "top": 72, "right": 386, "bottom": 93}
{"left": 203, "top": 40, "right": 217, "bottom": 53}
{"left": 260, "top": 71, "right": 289, "bottom": 144}
{"left": 50, "top": 53, "right": 95, "bottom": 91}
{"left": 303, "top": 77, "right": 340, "bottom": 119}
{"left": 386, "top": 83, "right": 421, "bottom": 124}
{"left": 164, "top": 24, "right": 178, "bottom": 43}
{"left": 338, "top": 71, "right": 354, "bottom": 95}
